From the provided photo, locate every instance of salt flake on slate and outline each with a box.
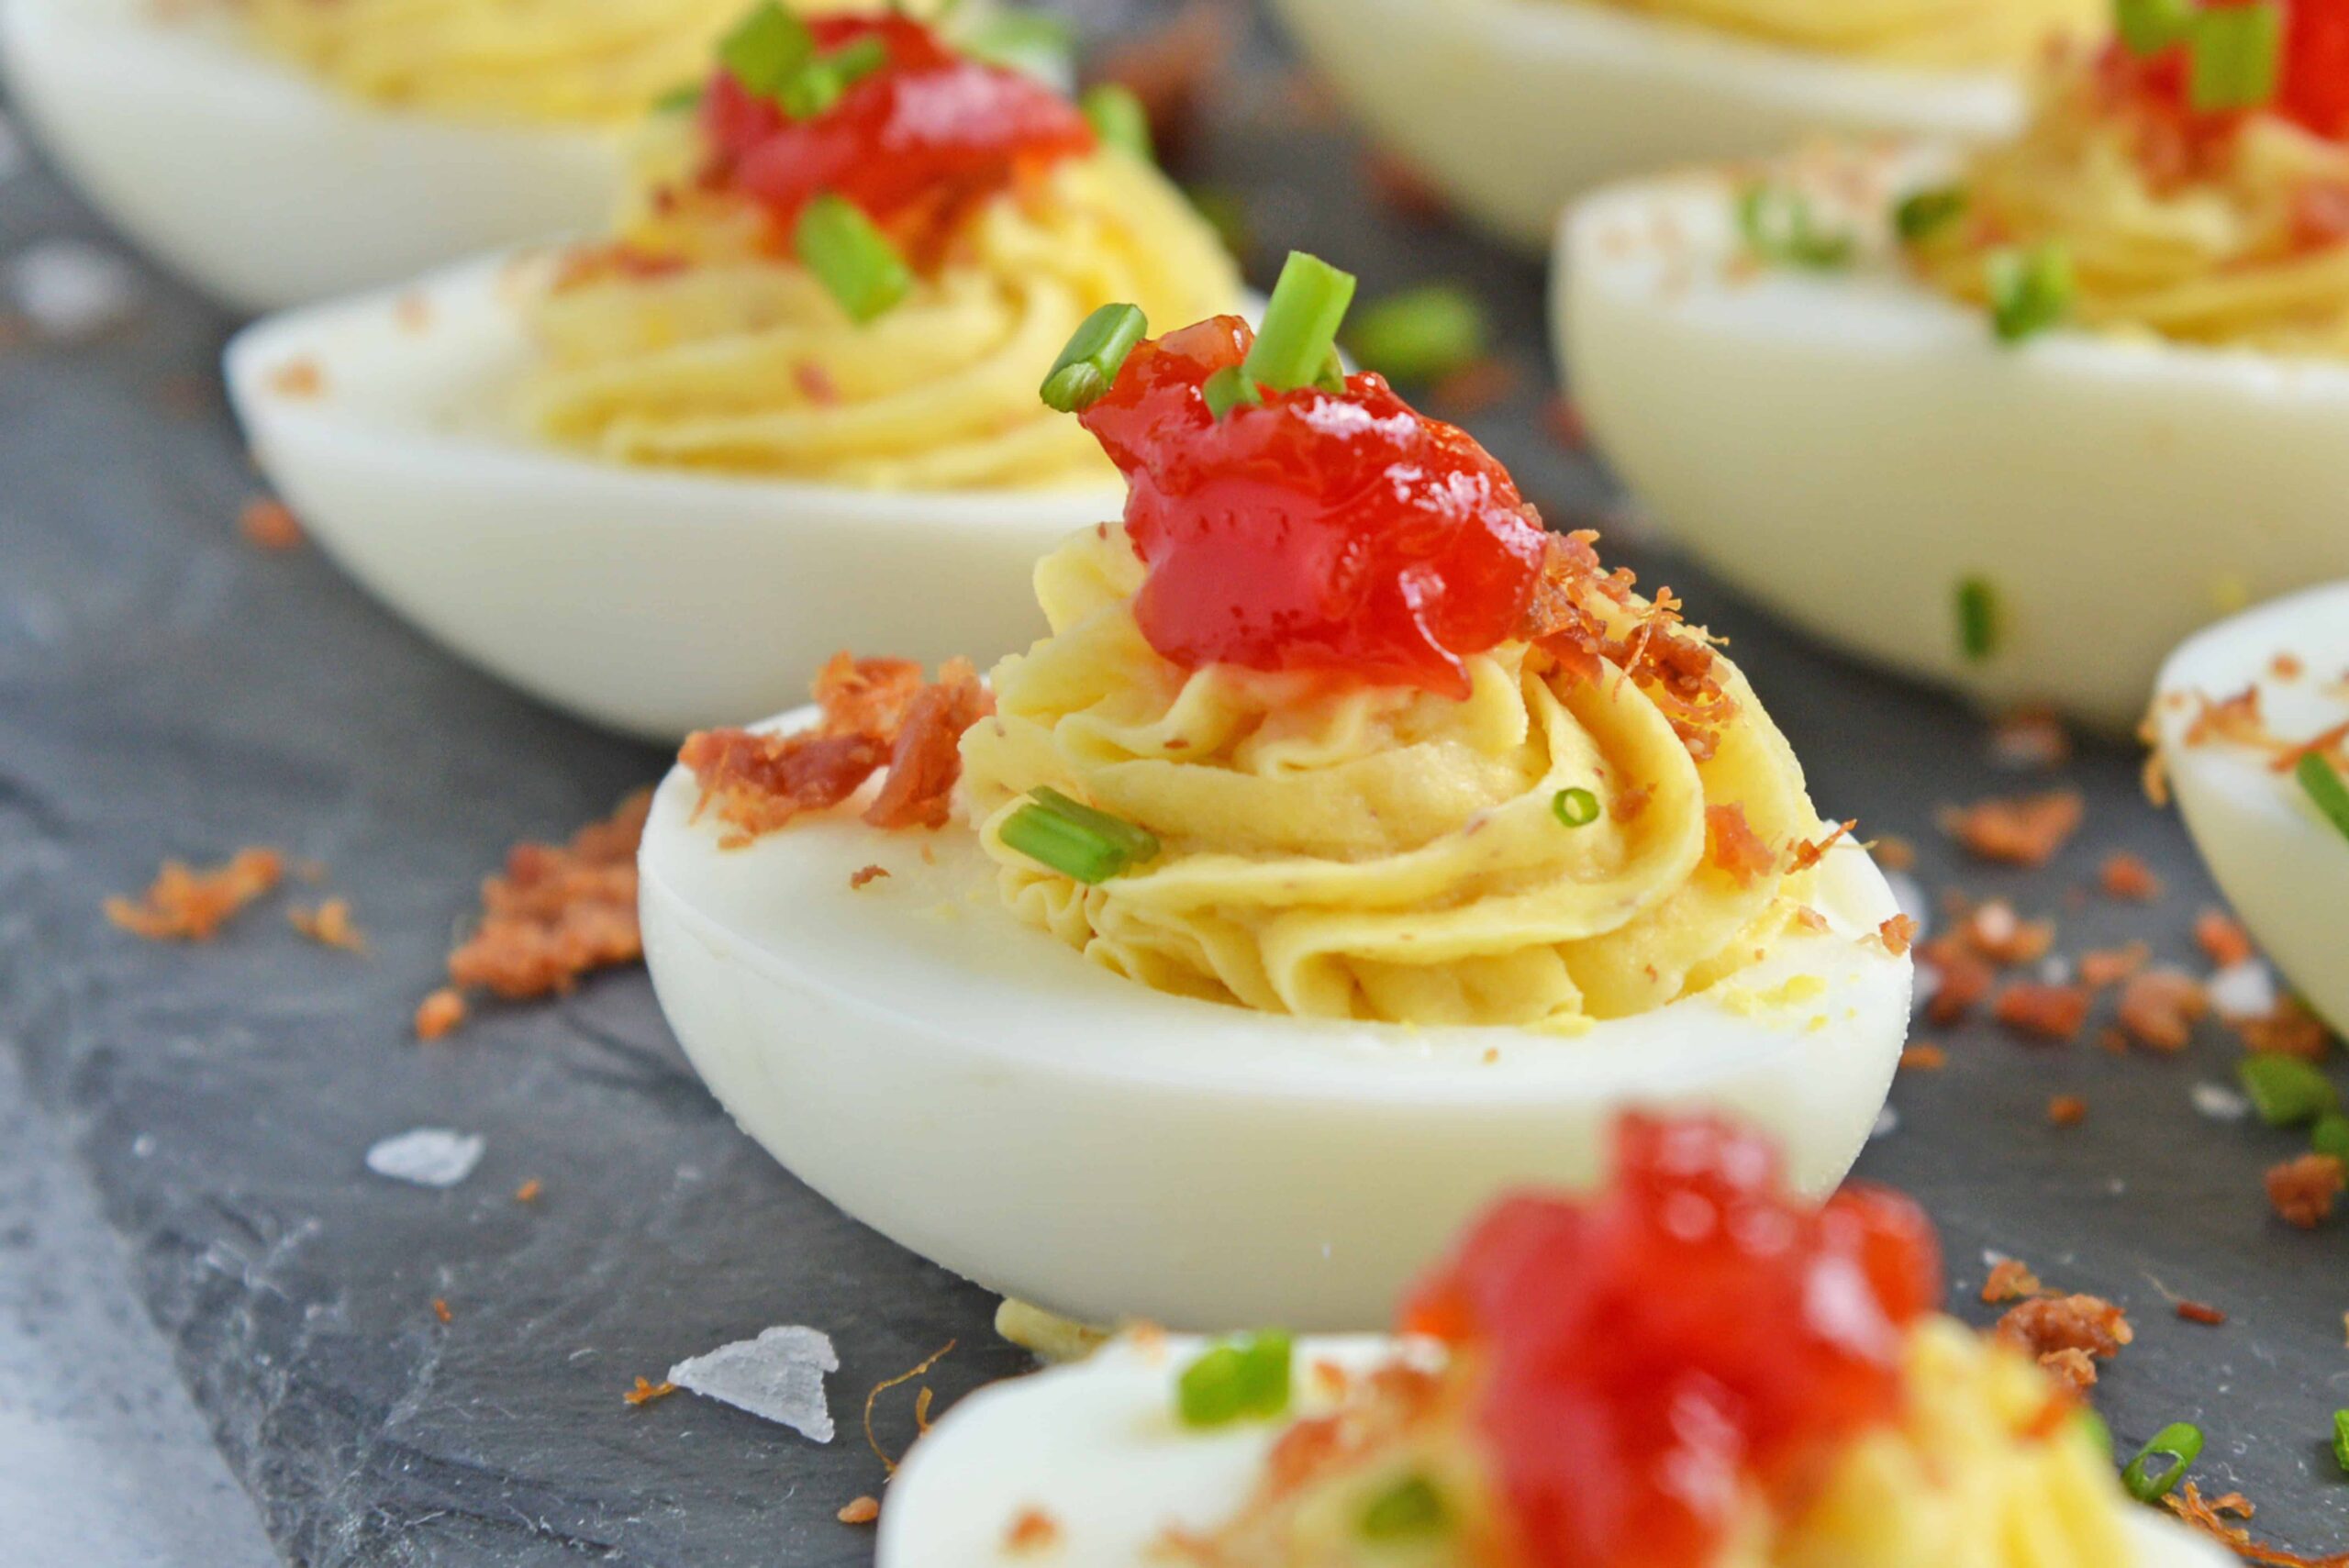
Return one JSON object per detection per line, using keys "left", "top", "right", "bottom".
{"left": 1871, "top": 1106, "right": 1900, "bottom": 1140}
{"left": 8, "top": 240, "right": 143, "bottom": 340}
{"left": 667, "top": 1326, "right": 839, "bottom": 1441}
{"left": 2191, "top": 1082, "right": 2251, "bottom": 1123}
{"left": 364, "top": 1128, "right": 484, "bottom": 1188}
{"left": 2207, "top": 959, "right": 2277, "bottom": 1021}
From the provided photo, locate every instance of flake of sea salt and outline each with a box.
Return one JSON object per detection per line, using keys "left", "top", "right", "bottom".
{"left": 363, "top": 1128, "right": 484, "bottom": 1188}
{"left": 2207, "top": 959, "right": 2277, "bottom": 1021}
{"left": 7, "top": 239, "right": 141, "bottom": 339}
{"left": 667, "top": 1325, "right": 839, "bottom": 1442}
{"left": 1870, "top": 1106, "right": 1900, "bottom": 1140}
{"left": 2039, "top": 955, "right": 2073, "bottom": 984}
{"left": 2191, "top": 1082, "right": 2251, "bottom": 1123}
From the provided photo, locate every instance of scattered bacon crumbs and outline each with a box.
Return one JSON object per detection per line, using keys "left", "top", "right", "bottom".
{"left": 1792, "top": 906, "right": 1831, "bottom": 935}
{"left": 1541, "top": 395, "right": 1587, "bottom": 451}
{"left": 237, "top": 498, "right": 304, "bottom": 551}
{"left": 1611, "top": 783, "right": 1653, "bottom": 824}
{"left": 1993, "top": 981, "right": 2092, "bottom": 1043}
{"left": 288, "top": 896, "right": 365, "bottom": 953}
{"left": 865, "top": 1340, "right": 956, "bottom": 1476}
{"left": 2166, "top": 1481, "right": 2349, "bottom": 1568}
{"left": 2036, "top": 1346, "right": 2099, "bottom": 1394}
{"left": 267, "top": 357, "right": 325, "bottom": 398}
{"left": 2099, "top": 851, "right": 2162, "bottom": 902}
{"left": 837, "top": 1496, "right": 881, "bottom": 1527}
{"left": 1940, "top": 790, "right": 2084, "bottom": 867}
{"left": 1704, "top": 804, "right": 1776, "bottom": 886}
{"left": 2047, "top": 1095, "right": 2087, "bottom": 1128}
{"left": 2195, "top": 908, "right": 2257, "bottom": 969}
{"left": 1989, "top": 706, "right": 2071, "bottom": 769}
{"left": 1996, "top": 1294, "right": 2132, "bottom": 1386}
{"left": 1003, "top": 1507, "right": 1063, "bottom": 1555}
{"left": 1872, "top": 833, "right": 1917, "bottom": 872}
{"left": 1520, "top": 530, "right": 1733, "bottom": 762}
{"left": 1876, "top": 913, "right": 1918, "bottom": 957}
{"left": 2274, "top": 653, "right": 2307, "bottom": 681}
{"left": 106, "top": 847, "right": 284, "bottom": 940}
{"left": 1789, "top": 819, "right": 1856, "bottom": 873}
{"left": 849, "top": 864, "right": 890, "bottom": 890}
{"left": 1982, "top": 1258, "right": 2045, "bottom": 1304}
{"left": 2079, "top": 942, "right": 2151, "bottom": 989}
{"left": 1899, "top": 1042, "right": 1946, "bottom": 1072}
{"left": 2116, "top": 969, "right": 2209, "bottom": 1053}
{"left": 431, "top": 1297, "right": 453, "bottom": 1324}
{"left": 414, "top": 987, "right": 467, "bottom": 1041}
{"left": 1481, "top": 1045, "right": 1500, "bottom": 1065}
{"left": 2266, "top": 1153, "right": 2344, "bottom": 1229}
{"left": 1957, "top": 899, "right": 2055, "bottom": 965}
{"left": 514, "top": 1178, "right": 542, "bottom": 1204}
{"left": 624, "top": 1376, "right": 677, "bottom": 1407}
{"left": 2176, "top": 1299, "right": 2227, "bottom": 1326}
{"left": 1362, "top": 150, "right": 1451, "bottom": 224}
{"left": 2234, "top": 998, "right": 2333, "bottom": 1062}
{"left": 1920, "top": 939, "right": 1995, "bottom": 1027}
{"left": 440, "top": 790, "right": 649, "bottom": 1010}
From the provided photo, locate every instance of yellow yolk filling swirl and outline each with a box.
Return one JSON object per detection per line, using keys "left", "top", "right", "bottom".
{"left": 958, "top": 526, "right": 1831, "bottom": 1031}
{"left": 1576, "top": 0, "right": 2100, "bottom": 70}
{"left": 518, "top": 128, "right": 1241, "bottom": 489}
{"left": 1910, "top": 64, "right": 2349, "bottom": 352}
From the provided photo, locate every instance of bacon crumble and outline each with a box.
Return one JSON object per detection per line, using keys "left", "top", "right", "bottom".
{"left": 1703, "top": 803, "right": 1776, "bottom": 886}
{"left": 2175, "top": 1299, "right": 2227, "bottom": 1327}
{"left": 2116, "top": 968, "right": 2210, "bottom": 1053}
{"left": 1788, "top": 819, "right": 1856, "bottom": 873}
{"left": 2046, "top": 1094, "right": 2087, "bottom": 1128}
{"left": 837, "top": 1496, "right": 882, "bottom": 1526}
{"left": 238, "top": 498, "right": 305, "bottom": 551}
{"left": 1521, "top": 531, "right": 1735, "bottom": 762}
{"left": 1993, "top": 981, "right": 2093, "bottom": 1043}
{"left": 1995, "top": 1293, "right": 2133, "bottom": 1387}
{"left": 2099, "top": 851, "right": 2163, "bottom": 902}
{"left": 441, "top": 791, "right": 650, "bottom": 1006}
{"left": 2266, "top": 1154, "right": 2344, "bottom": 1229}
{"left": 288, "top": 896, "right": 366, "bottom": 953}
{"left": 849, "top": 864, "right": 891, "bottom": 890}
{"left": 1981, "top": 1258, "right": 2044, "bottom": 1303}
{"left": 414, "top": 987, "right": 467, "bottom": 1041}
{"left": 1876, "top": 913, "right": 1919, "bottom": 957}
{"left": 106, "top": 847, "right": 284, "bottom": 941}
{"left": 1940, "top": 791, "right": 2085, "bottom": 867}
{"left": 1003, "top": 1507, "right": 1063, "bottom": 1554}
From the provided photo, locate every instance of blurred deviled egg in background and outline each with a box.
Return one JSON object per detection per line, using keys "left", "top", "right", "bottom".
{"left": 1560, "top": 0, "right": 2349, "bottom": 728}
{"left": 1269, "top": 0, "right": 2101, "bottom": 250}
{"left": 223, "top": 7, "right": 1241, "bottom": 738}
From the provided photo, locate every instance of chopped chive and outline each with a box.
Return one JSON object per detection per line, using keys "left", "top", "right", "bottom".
{"left": 2118, "top": 0, "right": 2193, "bottom": 56}
{"left": 1174, "top": 1331, "right": 1291, "bottom": 1428}
{"left": 999, "top": 786, "right": 1159, "bottom": 884}
{"left": 2239, "top": 1053, "right": 2338, "bottom": 1127}
{"left": 778, "top": 35, "right": 888, "bottom": 118}
{"left": 2315, "top": 1112, "right": 2349, "bottom": 1162}
{"left": 719, "top": 2, "right": 816, "bottom": 96}
{"left": 1313, "top": 347, "right": 1347, "bottom": 395}
{"left": 2121, "top": 1422, "right": 2203, "bottom": 1503}
{"left": 1341, "top": 283, "right": 1488, "bottom": 385}
{"left": 1040, "top": 303, "right": 1149, "bottom": 413}
{"left": 1955, "top": 575, "right": 1999, "bottom": 662}
{"left": 1987, "top": 243, "right": 2073, "bottom": 342}
{"left": 651, "top": 81, "right": 706, "bottom": 115}
{"left": 1736, "top": 184, "right": 1854, "bottom": 269}
{"left": 1080, "top": 83, "right": 1153, "bottom": 163}
{"left": 1242, "top": 251, "right": 1359, "bottom": 394}
{"left": 1552, "top": 786, "right": 1601, "bottom": 828}
{"left": 2296, "top": 752, "right": 2349, "bottom": 846}
{"left": 963, "top": 10, "right": 1076, "bottom": 78}
{"left": 2333, "top": 1411, "right": 2349, "bottom": 1476}
{"left": 1359, "top": 1474, "right": 1449, "bottom": 1540}
{"left": 1203, "top": 363, "right": 1262, "bottom": 419}
{"left": 793, "top": 193, "right": 912, "bottom": 324}
{"left": 1894, "top": 183, "right": 1968, "bottom": 243}
{"left": 2189, "top": 1, "right": 2283, "bottom": 114}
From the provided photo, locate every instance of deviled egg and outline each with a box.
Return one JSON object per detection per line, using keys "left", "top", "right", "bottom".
{"left": 2151, "top": 582, "right": 2349, "bottom": 1037}
{"left": 224, "top": 8, "right": 1241, "bottom": 738}
{"left": 637, "top": 257, "right": 1913, "bottom": 1329}
{"left": 882, "top": 1113, "right": 2231, "bottom": 1568}
{"left": 1269, "top": 0, "right": 2100, "bottom": 250}
{"left": 1559, "top": 3, "right": 2349, "bottom": 728}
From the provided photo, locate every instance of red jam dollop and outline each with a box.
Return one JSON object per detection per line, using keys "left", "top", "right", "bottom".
{"left": 2105, "top": 0, "right": 2349, "bottom": 146}
{"left": 700, "top": 17, "right": 1096, "bottom": 233}
{"left": 1401, "top": 1114, "right": 1942, "bottom": 1568}
{"left": 1076, "top": 317, "right": 1549, "bottom": 698}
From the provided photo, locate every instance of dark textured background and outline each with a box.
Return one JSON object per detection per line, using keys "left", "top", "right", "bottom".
{"left": 3, "top": 2, "right": 2347, "bottom": 1562}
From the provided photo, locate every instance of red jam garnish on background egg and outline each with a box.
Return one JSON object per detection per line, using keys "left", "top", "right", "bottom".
{"left": 1075, "top": 316, "right": 1548, "bottom": 698}
{"left": 1401, "top": 1114, "right": 1942, "bottom": 1568}
{"left": 701, "top": 17, "right": 1096, "bottom": 233}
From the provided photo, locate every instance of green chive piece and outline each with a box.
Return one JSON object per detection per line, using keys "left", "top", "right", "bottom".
{"left": 2333, "top": 1411, "right": 2349, "bottom": 1476}
{"left": 1359, "top": 1474, "right": 1449, "bottom": 1540}
{"left": 1080, "top": 83, "right": 1154, "bottom": 163}
{"left": 652, "top": 82, "right": 706, "bottom": 115}
{"left": 2077, "top": 1409, "right": 2114, "bottom": 1461}
{"left": 1242, "top": 251, "right": 1359, "bottom": 394}
{"left": 2121, "top": 1422, "right": 2204, "bottom": 1503}
{"left": 778, "top": 35, "right": 888, "bottom": 118}
{"left": 1175, "top": 1331, "right": 1292, "bottom": 1428}
{"left": 1736, "top": 183, "right": 1855, "bottom": 269}
{"left": 2296, "top": 752, "right": 2349, "bottom": 846}
{"left": 1040, "top": 303, "right": 1149, "bottom": 413}
{"left": 1894, "top": 184, "right": 1968, "bottom": 243}
{"left": 719, "top": 2, "right": 816, "bottom": 96}
{"left": 793, "top": 193, "right": 912, "bottom": 324}
{"left": 2314, "top": 1112, "right": 2349, "bottom": 1163}
{"left": 999, "top": 786, "right": 1160, "bottom": 884}
{"left": 1313, "top": 347, "right": 1347, "bottom": 395}
{"left": 1987, "top": 243, "right": 2073, "bottom": 342}
{"left": 1341, "top": 283, "right": 1489, "bottom": 385}
{"left": 1203, "top": 363, "right": 1263, "bottom": 419}
{"left": 1553, "top": 786, "right": 1601, "bottom": 828}
{"left": 2239, "top": 1053, "right": 2339, "bottom": 1127}
{"left": 2189, "top": 1, "right": 2284, "bottom": 114}
{"left": 2117, "top": 0, "right": 2193, "bottom": 56}
{"left": 1955, "top": 575, "right": 1999, "bottom": 662}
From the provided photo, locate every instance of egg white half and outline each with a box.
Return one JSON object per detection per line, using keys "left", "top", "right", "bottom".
{"left": 0, "top": 0, "right": 626, "bottom": 310}
{"left": 2153, "top": 582, "right": 2349, "bottom": 1037}
{"left": 638, "top": 706, "right": 1911, "bottom": 1331}
{"left": 222, "top": 253, "right": 1115, "bottom": 740}
{"left": 1267, "top": 0, "right": 2023, "bottom": 251}
{"left": 879, "top": 1332, "right": 2234, "bottom": 1568}
{"left": 1556, "top": 145, "right": 2349, "bottom": 730}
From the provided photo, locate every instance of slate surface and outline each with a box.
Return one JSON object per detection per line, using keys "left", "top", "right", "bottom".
{"left": 4, "top": 3, "right": 2348, "bottom": 1564}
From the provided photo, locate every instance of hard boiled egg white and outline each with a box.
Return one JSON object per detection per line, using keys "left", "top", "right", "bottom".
{"left": 638, "top": 706, "right": 1912, "bottom": 1331}
{"left": 878, "top": 1333, "right": 2232, "bottom": 1568}
{"left": 2153, "top": 583, "right": 2349, "bottom": 1037}
{"left": 1556, "top": 144, "right": 2349, "bottom": 730}
{"left": 1268, "top": 0, "right": 2028, "bottom": 250}
{"left": 222, "top": 252, "right": 1114, "bottom": 740}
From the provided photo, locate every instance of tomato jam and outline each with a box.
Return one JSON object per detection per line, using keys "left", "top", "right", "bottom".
{"left": 1076, "top": 316, "right": 1549, "bottom": 698}
{"left": 2104, "top": 0, "right": 2349, "bottom": 145}
{"left": 1402, "top": 1115, "right": 1942, "bottom": 1568}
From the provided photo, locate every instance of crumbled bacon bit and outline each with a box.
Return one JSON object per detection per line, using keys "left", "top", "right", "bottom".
{"left": 1003, "top": 1507, "right": 1063, "bottom": 1554}
{"left": 1997, "top": 1294, "right": 2132, "bottom": 1380}
{"left": 2047, "top": 1095, "right": 2087, "bottom": 1128}
{"left": 837, "top": 1496, "right": 881, "bottom": 1526}
{"left": 2274, "top": 652, "right": 2307, "bottom": 681}
{"left": 1520, "top": 531, "right": 1733, "bottom": 761}
{"left": 2143, "top": 748, "right": 2172, "bottom": 808}
{"left": 1989, "top": 706, "right": 2071, "bottom": 769}
{"left": 2266, "top": 1154, "right": 2344, "bottom": 1229}
{"left": 444, "top": 791, "right": 650, "bottom": 1003}
{"left": 1982, "top": 1258, "right": 2044, "bottom": 1304}
{"left": 1920, "top": 939, "right": 1995, "bottom": 1027}
{"left": 2176, "top": 1299, "right": 2227, "bottom": 1326}
{"left": 1611, "top": 783, "right": 1653, "bottom": 823}
{"left": 238, "top": 498, "right": 304, "bottom": 551}
{"left": 1993, "top": 981, "right": 2092, "bottom": 1043}
{"left": 1541, "top": 395, "right": 1587, "bottom": 451}
{"left": 795, "top": 362, "right": 841, "bottom": 406}
{"left": 2195, "top": 908, "right": 2257, "bottom": 968}
{"left": 1940, "top": 790, "right": 2084, "bottom": 867}
{"left": 2099, "top": 851, "right": 2162, "bottom": 902}
{"left": 267, "top": 357, "right": 324, "bottom": 398}
{"left": 1788, "top": 819, "right": 1855, "bottom": 873}
{"left": 1876, "top": 913, "right": 1919, "bottom": 956}
{"left": 1957, "top": 899, "right": 2055, "bottom": 966}
{"left": 106, "top": 847, "right": 284, "bottom": 940}
{"left": 849, "top": 864, "right": 890, "bottom": 890}
{"left": 2234, "top": 998, "right": 2333, "bottom": 1062}
{"left": 2036, "top": 1346, "right": 2099, "bottom": 1393}
{"left": 414, "top": 987, "right": 467, "bottom": 1041}
{"left": 431, "top": 1297, "right": 453, "bottom": 1324}
{"left": 514, "top": 1178, "right": 543, "bottom": 1204}
{"left": 1899, "top": 1042, "right": 1946, "bottom": 1072}
{"left": 2079, "top": 942, "right": 2151, "bottom": 989}
{"left": 624, "top": 1375, "right": 677, "bottom": 1407}
{"left": 1872, "top": 833, "right": 1917, "bottom": 872}
{"left": 1362, "top": 150, "right": 1450, "bottom": 223}
{"left": 1791, "top": 906, "right": 1831, "bottom": 934}
{"left": 2117, "top": 968, "right": 2209, "bottom": 1053}
{"left": 2161, "top": 1482, "right": 2349, "bottom": 1568}
{"left": 863, "top": 660, "right": 988, "bottom": 830}
{"left": 1704, "top": 803, "right": 1776, "bottom": 886}
{"left": 288, "top": 896, "right": 365, "bottom": 952}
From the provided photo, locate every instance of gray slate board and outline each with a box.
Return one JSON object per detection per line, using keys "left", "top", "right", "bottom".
{"left": 4, "top": 4, "right": 2348, "bottom": 1563}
